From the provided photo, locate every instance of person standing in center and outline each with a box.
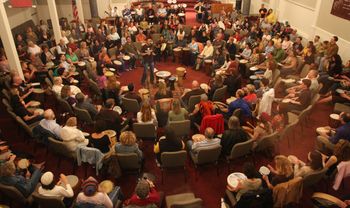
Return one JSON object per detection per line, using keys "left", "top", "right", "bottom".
{"left": 141, "top": 38, "right": 156, "bottom": 86}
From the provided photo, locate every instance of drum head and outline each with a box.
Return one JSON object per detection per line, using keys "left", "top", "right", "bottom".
{"left": 99, "top": 180, "right": 114, "bottom": 194}
{"left": 123, "top": 56, "right": 130, "bottom": 61}
{"left": 113, "top": 60, "right": 122, "bottom": 65}
{"left": 66, "top": 175, "right": 79, "bottom": 188}
{"left": 161, "top": 43, "right": 167, "bottom": 51}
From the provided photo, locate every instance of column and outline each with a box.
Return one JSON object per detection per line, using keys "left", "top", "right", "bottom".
{"left": 89, "top": 0, "right": 99, "bottom": 18}
{"left": 76, "top": 0, "right": 85, "bottom": 24}
{"left": 0, "top": 2, "right": 23, "bottom": 79}
{"left": 47, "top": 0, "right": 61, "bottom": 45}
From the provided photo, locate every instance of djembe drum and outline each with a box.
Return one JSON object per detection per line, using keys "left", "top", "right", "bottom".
{"left": 176, "top": 67, "right": 186, "bottom": 87}
{"left": 168, "top": 76, "right": 176, "bottom": 91}
{"left": 123, "top": 55, "right": 130, "bottom": 69}
{"left": 113, "top": 60, "right": 122, "bottom": 72}
{"left": 329, "top": 114, "right": 340, "bottom": 128}
{"left": 173, "top": 47, "right": 183, "bottom": 63}
{"left": 182, "top": 47, "right": 191, "bottom": 66}
{"left": 204, "top": 59, "right": 213, "bottom": 75}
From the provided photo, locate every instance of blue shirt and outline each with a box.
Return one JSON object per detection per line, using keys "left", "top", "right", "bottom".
{"left": 228, "top": 98, "right": 252, "bottom": 117}
{"left": 330, "top": 122, "right": 350, "bottom": 144}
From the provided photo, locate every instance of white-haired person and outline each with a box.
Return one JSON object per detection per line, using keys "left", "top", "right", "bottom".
{"left": 60, "top": 117, "right": 89, "bottom": 152}
{"left": 38, "top": 172, "right": 74, "bottom": 206}
{"left": 39, "top": 109, "right": 62, "bottom": 138}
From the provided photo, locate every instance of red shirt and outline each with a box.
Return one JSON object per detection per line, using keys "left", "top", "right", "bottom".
{"left": 243, "top": 93, "right": 257, "bottom": 104}
{"left": 128, "top": 188, "right": 160, "bottom": 207}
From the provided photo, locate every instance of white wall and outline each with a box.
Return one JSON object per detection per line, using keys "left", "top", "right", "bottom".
{"left": 36, "top": 0, "right": 91, "bottom": 23}
{"left": 5, "top": 5, "right": 38, "bottom": 28}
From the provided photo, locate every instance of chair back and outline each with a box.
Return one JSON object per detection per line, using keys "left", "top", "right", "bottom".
{"left": 255, "top": 132, "right": 280, "bottom": 153}
{"left": 161, "top": 150, "right": 187, "bottom": 168}
{"left": 156, "top": 98, "right": 173, "bottom": 113}
{"left": 212, "top": 85, "right": 227, "bottom": 102}
{"left": 199, "top": 114, "right": 225, "bottom": 135}
{"left": 121, "top": 96, "right": 140, "bottom": 113}
{"left": 187, "top": 95, "right": 202, "bottom": 112}
{"left": 32, "top": 192, "right": 65, "bottom": 208}
{"left": 279, "top": 118, "right": 299, "bottom": 141}
{"left": 168, "top": 120, "right": 191, "bottom": 138}
{"left": 83, "top": 70, "right": 90, "bottom": 81}
{"left": 117, "top": 153, "right": 141, "bottom": 171}
{"left": 273, "top": 77, "right": 282, "bottom": 89}
{"left": 2, "top": 98, "right": 12, "bottom": 111}
{"left": 273, "top": 177, "right": 303, "bottom": 207}
{"left": 48, "top": 70, "right": 55, "bottom": 81}
{"left": 0, "top": 183, "right": 28, "bottom": 205}
{"left": 195, "top": 145, "right": 222, "bottom": 165}
{"left": 300, "top": 64, "right": 310, "bottom": 78}
{"left": 73, "top": 106, "right": 93, "bottom": 124}
{"left": 271, "top": 70, "right": 281, "bottom": 88}
{"left": 15, "top": 116, "right": 34, "bottom": 137}
{"left": 298, "top": 105, "right": 312, "bottom": 123}
{"left": 229, "top": 139, "right": 254, "bottom": 160}
{"left": 44, "top": 77, "right": 53, "bottom": 88}
{"left": 303, "top": 168, "right": 328, "bottom": 188}
{"left": 171, "top": 198, "right": 203, "bottom": 208}
{"left": 57, "top": 97, "right": 74, "bottom": 115}
{"left": 133, "top": 123, "right": 157, "bottom": 139}
{"left": 48, "top": 137, "right": 76, "bottom": 159}
{"left": 1, "top": 89, "right": 10, "bottom": 101}
{"left": 311, "top": 94, "right": 320, "bottom": 106}
{"left": 88, "top": 79, "right": 102, "bottom": 98}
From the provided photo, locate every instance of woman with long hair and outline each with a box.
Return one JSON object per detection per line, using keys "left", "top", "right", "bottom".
{"left": 137, "top": 101, "right": 158, "bottom": 125}
{"left": 263, "top": 155, "right": 294, "bottom": 189}
{"left": 154, "top": 81, "right": 173, "bottom": 100}
{"left": 221, "top": 116, "right": 249, "bottom": 156}
{"left": 115, "top": 131, "right": 143, "bottom": 161}
{"left": 154, "top": 127, "right": 184, "bottom": 163}
{"left": 168, "top": 99, "right": 188, "bottom": 122}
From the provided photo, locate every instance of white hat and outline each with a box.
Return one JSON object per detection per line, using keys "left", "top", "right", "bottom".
{"left": 41, "top": 171, "right": 54, "bottom": 186}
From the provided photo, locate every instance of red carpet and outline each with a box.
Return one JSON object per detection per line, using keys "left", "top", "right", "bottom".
{"left": 1, "top": 11, "right": 349, "bottom": 208}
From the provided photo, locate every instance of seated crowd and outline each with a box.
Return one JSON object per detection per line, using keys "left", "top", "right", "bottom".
{"left": 1, "top": 1, "right": 350, "bottom": 208}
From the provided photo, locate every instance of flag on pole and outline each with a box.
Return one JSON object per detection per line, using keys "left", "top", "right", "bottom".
{"left": 72, "top": 0, "right": 79, "bottom": 22}
{"left": 10, "top": 0, "right": 33, "bottom": 8}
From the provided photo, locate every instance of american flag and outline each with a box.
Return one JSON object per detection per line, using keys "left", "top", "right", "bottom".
{"left": 72, "top": 0, "right": 79, "bottom": 22}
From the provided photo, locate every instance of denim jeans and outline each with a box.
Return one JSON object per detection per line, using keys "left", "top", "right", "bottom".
{"left": 141, "top": 61, "right": 155, "bottom": 85}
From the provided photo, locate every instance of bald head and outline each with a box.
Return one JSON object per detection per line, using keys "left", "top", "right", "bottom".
{"left": 308, "top": 70, "right": 319, "bottom": 79}
{"left": 204, "top": 127, "right": 215, "bottom": 139}
{"left": 44, "top": 109, "right": 55, "bottom": 120}
{"left": 192, "top": 80, "right": 199, "bottom": 89}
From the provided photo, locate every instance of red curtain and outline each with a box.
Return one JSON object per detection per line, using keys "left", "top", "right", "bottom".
{"left": 10, "top": 0, "right": 33, "bottom": 8}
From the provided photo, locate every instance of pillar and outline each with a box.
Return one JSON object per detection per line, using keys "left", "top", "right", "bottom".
{"left": 89, "top": 0, "right": 99, "bottom": 18}
{"left": 47, "top": 0, "right": 61, "bottom": 45}
{"left": 0, "top": 2, "right": 23, "bottom": 79}
{"left": 76, "top": 0, "right": 85, "bottom": 24}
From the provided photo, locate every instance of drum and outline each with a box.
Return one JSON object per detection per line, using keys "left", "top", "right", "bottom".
{"left": 66, "top": 175, "right": 79, "bottom": 189}
{"left": 123, "top": 55, "right": 130, "bottom": 69}
{"left": 161, "top": 43, "right": 167, "bottom": 52}
{"left": 182, "top": 47, "right": 191, "bottom": 66}
{"left": 178, "top": 13, "right": 185, "bottom": 17}
{"left": 138, "top": 88, "right": 150, "bottom": 101}
{"left": 104, "top": 71, "right": 114, "bottom": 77}
{"left": 168, "top": 76, "right": 176, "bottom": 91}
{"left": 34, "top": 108, "right": 44, "bottom": 115}
{"left": 329, "top": 114, "right": 340, "bottom": 128}
{"left": 173, "top": 47, "right": 183, "bottom": 63}
{"left": 176, "top": 67, "right": 186, "bottom": 87}
{"left": 99, "top": 180, "right": 115, "bottom": 194}
{"left": 32, "top": 88, "right": 45, "bottom": 94}
{"left": 204, "top": 59, "right": 213, "bottom": 75}
{"left": 29, "top": 101, "right": 41, "bottom": 107}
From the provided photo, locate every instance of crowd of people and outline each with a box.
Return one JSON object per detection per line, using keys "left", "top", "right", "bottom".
{"left": 1, "top": 1, "right": 350, "bottom": 207}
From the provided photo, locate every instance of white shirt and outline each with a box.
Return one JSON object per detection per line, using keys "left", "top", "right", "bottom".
{"left": 110, "top": 32, "right": 120, "bottom": 41}
{"left": 28, "top": 45, "right": 41, "bottom": 55}
{"left": 136, "top": 8, "right": 143, "bottom": 16}
{"left": 137, "top": 109, "right": 158, "bottom": 126}
{"left": 38, "top": 184, "right": 74, "bottom": 200}
{"left": 39, "top": 119, "right": 62, "bottom": 138}
{"left": 258, "top": 88, "right": 275, "bottom": 116}
{"left": 60, "top": 126, "right": 89, "bottom": 151}
{"left": 192, "top": 138, "right": 221, "bottom": 152}
{"left": 200, "top": 45, "right": 214, "bottom": 58}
